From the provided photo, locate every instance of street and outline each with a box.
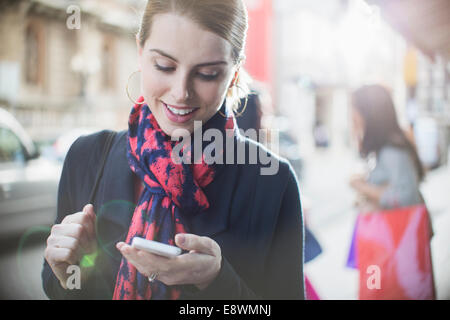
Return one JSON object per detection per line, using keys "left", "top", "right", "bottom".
{"left": 0, "top": 233, "right": 48, "bottom": 299}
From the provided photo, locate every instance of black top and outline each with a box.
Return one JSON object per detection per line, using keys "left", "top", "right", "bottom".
{"left": 41, "top": 116, "right": 305, "bottom": 300}
{"left": 235, "top": 93, "right": 262, "bottom": 133}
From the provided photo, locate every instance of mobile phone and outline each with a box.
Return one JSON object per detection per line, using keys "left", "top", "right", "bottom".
{"left": 131, "top": 237, "right": 182, "bottom": 258}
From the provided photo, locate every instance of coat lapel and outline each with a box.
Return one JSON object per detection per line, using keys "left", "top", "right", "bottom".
{"left": 96, "top": 130, "right": 135, "bottom": 259}
{"left": 188, "top": 163, "right": 236, "bottom": 238}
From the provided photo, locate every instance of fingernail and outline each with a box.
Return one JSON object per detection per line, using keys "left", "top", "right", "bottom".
{"left": 116, "top": 242, "right": 124, "bottom": 250}
{"left": 176, "top": 234, "right": 185, "bottom": 245}
{"left": 85, "top": 204, "right": 96, "bottom": 217}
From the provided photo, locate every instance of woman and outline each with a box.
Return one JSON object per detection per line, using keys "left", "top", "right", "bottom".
{"left": 348, "top": 85, "right": 436, "bottom": 300}
{"left": 349, "top": 84, "right": 425, "bottom": 211}
{"left": 42, "top": 0, "right": 304, "bottom": 300}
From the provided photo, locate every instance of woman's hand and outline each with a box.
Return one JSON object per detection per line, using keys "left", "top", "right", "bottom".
{"left": 44, "top": 204, "right": 97, "bottom": 289}
{"left": 350, "top": 175, "right": 387, "bottom": 212}
{"left": 354, "top": 195, "right": 379, "bottom": 213}
{"left": 116, "top": 233, "right": 221, "bottom": 290}
{"left": 349, "top": 174, "right": 366, "bottom": 192}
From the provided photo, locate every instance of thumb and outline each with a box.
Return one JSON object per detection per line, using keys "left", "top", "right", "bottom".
{"left": 82, "top": 204, "right": 97, "bottom": 241}
{"left": 175, "top": 233, "right": 217, "bottom": 256}
{"left": 83, "top": 204, "right": 96, "bottom": 221}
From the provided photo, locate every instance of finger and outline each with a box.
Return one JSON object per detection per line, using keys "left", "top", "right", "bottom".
{"left": 61, "top": 205, "right": 96, "bottom": 239}
{"left": 117, "top": 243, "right": 146, "bottom": 268}
{"left": 45, "top": 246, "right": 81, "bottom": 266}
{"left": 161, "top": 252, "right": 219, "bottom": 287}
{"left": 50, "top": 224, "right": 91, "bottom": 252}
{"left": 51, "top": 223, "right": 87, "bottom": 240}
{"left": 60, "top": 213, "right": 95, "bottom": 240}
{"left": 83, "top": 203, "right": 97, "bottom": 238}
{"left": 175, "top": 250, "right": 209, "bottom": 268}
{"left": 118, "top": 243, "right": 164, "bottom": 265}
{"left": 118, "top": 242, "right": 178, "bottom": 277}
{"left": 47, "top": 235, "right": 80, "bottom": 251}
{"left": 175, "top": 234, "right": 219, "bottom": 257}
{"left": 82, "top": 204, "right": 97, "bottom": 238}
{"left": 117, "top": 243, "right": 156, "bottom": 276}
{"left": 62, "top": 204, "right": 96, "bottom": 228}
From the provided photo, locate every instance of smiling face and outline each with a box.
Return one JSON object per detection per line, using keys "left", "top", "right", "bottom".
{"left": 136, "top": 13, "right": 238, "bottom": 137}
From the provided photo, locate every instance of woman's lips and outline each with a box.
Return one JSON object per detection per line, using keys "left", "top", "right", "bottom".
{"left": 163, "top": 102, "right": 199, "bottom": 123}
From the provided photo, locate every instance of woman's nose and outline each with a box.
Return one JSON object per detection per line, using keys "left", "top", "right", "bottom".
{"left": 170, "top": 73, "right": 191, "bottom": 104}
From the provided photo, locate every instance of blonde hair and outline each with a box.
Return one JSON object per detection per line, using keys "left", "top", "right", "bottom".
{"left": 138, "top": 0, "right": 251, "bottom": 112}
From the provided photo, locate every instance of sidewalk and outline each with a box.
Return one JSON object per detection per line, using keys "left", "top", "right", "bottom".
{"left": 301, "top": 146, "right": 450, "bottom": 300}
{"left": 422, "top": 164, "right": 450, "bottom": 299}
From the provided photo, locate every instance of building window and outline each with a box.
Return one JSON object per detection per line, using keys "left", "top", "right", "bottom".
{"left": 101, "top": 35, "right": 116, "bottom": 90}
{"left": 24, "top": 20, "right": 45, "bottom": 87}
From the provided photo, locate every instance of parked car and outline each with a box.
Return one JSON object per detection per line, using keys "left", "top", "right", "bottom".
{"left": 0, "top": 108, "right": 61, "bottom": 239}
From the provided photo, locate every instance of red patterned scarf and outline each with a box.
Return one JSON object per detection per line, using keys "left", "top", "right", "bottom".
{"left": 113, "top": 97, "right": 235, "bottom": 299}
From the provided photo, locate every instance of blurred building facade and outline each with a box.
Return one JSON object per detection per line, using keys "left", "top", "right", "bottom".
{"left": 0, "top": 0, "right": 277, "bottom": 142}
{"left": 0, "top": 0, "right": 448, "bottom": 166}
{"left": 272, "top": 0, "right": 450, "bottom": 167}
{"left": 0, "top": 0, "right": 146, "bottom": 140}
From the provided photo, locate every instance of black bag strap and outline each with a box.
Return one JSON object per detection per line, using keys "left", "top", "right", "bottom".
{"left": 88, "top": 131, "right": 117, "bottom": 206}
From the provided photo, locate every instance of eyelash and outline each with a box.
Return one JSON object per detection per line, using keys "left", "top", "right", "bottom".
{"left": 153, "top": 64, "right": 219, "bottom": 81}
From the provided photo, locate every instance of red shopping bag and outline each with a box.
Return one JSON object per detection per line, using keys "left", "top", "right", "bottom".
{"left": 356, "top": 204, "right": 435, "bottom": 300}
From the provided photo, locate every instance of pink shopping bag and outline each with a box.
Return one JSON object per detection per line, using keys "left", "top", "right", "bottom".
{"left": 356, "top": 204, "right": 435, "bottom": 300}
{"left": 305, "top": 275, "right": 320, "bottom": 300}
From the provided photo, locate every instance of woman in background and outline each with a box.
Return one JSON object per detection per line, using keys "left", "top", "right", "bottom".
{"left": 349, "top": 84, "right": 425, "bottom": 211}
{"left": 348, "top": 85, "right": 435, "bottom": 300}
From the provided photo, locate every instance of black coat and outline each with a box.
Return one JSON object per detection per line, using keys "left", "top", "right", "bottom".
{"left": 41, "top": 126, "right": 305, "bottom": 300}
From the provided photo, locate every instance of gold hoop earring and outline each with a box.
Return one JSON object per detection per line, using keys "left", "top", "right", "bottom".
{"left": 219, "top": 79, "right": 249, "bottom": 117}
{"left": 235, "top": 95, "right": 248, "bottom": 118}
{"left": 218, "top": 95, "right": 248, "bottom": 118}
{"left": 126, "top": 70, "right": 145, "bottom": 105}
